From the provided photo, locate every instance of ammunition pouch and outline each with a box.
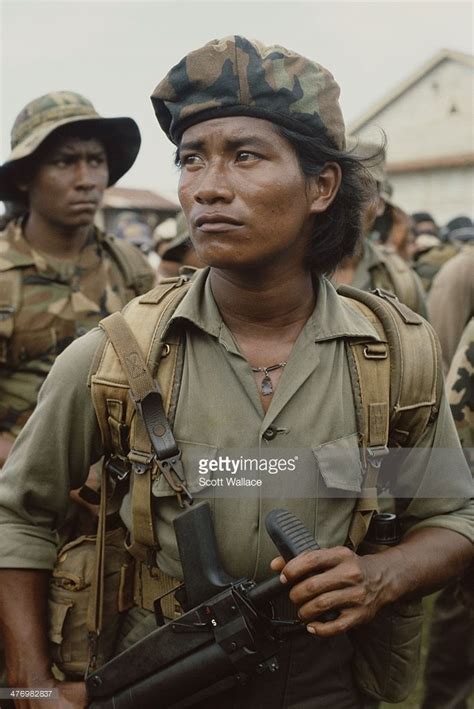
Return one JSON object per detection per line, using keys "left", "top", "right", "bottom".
{"left": 48, "top": 527, "right": 134, "bottom": 678}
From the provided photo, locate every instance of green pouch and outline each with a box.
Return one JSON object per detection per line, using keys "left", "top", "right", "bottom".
{"left": 350, "top": 597, "right": 424, "bottom": 702}
{"left": 48, "top": 526, "right": 134, "bottom": 678}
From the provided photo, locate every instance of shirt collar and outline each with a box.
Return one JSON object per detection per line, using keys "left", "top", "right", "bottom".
{"left": 166, "top": 268, "right": 381, "bottom": 343}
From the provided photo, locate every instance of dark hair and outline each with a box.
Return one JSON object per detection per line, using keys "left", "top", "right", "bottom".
{"left": 276, "top": 125, "right": 380, "bottom": 275}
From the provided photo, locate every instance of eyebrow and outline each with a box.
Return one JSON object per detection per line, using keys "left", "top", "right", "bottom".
{"left": 51, "top": 146, "right": 106, "bottom": 157}
{"left": 178, "top": 135, "right": 274, "bottom": 154}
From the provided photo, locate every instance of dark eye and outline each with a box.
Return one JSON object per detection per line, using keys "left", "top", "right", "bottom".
{"left": 182, "top": 154, "right": 203, "bottom": 167}
{"left": 89, "top": 155, "right": 105, "bottom": 167}
{"left": 235, "top": 151, "right": 260, "bottom": 163}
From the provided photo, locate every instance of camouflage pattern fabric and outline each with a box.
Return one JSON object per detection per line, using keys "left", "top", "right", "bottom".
{"left": 0, "top": 219, "right": 153, "bottom": 438}
{"left": 447, "top": 318, "right": 474, "bottom": 451}
{"left": 151, "top": 35, "right": 345, "bottom": 149}
{"left": 0, "top": 91, "right": 141, "bottom": 202}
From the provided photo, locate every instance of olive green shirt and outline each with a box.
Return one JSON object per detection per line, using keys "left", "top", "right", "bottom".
{"left": 0, "top": 269, "right": 472, "bottom": 582}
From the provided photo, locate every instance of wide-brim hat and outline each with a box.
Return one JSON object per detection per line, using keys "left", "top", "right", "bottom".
{"left": 0, "top": 91, "right": 141, "bottom": 201}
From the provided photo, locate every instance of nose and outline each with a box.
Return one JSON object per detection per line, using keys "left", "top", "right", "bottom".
{"left": 193, "top": 162, "right": 233, "bottom": 205}
{"left": 75, "top": 160, "right": 97, "bottom": 190}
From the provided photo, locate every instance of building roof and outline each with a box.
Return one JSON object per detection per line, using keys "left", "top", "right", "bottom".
{"left": 102, "top": 186, "right": 179, "bottom": 212}
{"left": 348, "top": 49, "right": 474, "bottom": 134}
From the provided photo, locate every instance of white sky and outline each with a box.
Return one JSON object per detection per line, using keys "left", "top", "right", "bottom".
{"left": 1, "top": 0, "right": 473, "bottom": 202}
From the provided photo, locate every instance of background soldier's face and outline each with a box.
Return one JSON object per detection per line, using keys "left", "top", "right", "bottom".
{"left": 177, "top": 115, "right": 318, "bottom": 272}
{"left": 23, "top": 134, "right": 109, "bottom": 229}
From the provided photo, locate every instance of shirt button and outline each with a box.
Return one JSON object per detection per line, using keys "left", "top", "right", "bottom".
{"left": 263, "top": 426, "right": 277, "bottom": 441}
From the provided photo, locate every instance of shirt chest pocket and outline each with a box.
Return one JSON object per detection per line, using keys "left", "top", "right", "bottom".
{"left": 312, "top": 433, "right": 363, "bottom": 496}
{"left": 151, "top": 439, "right": 218, "bottom": 497}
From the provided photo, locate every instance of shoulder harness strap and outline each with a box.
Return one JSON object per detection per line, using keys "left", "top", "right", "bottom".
{"left": 91, "top": 276, "right": 191, "bottom": 563}
{"left": 101, "top": 233, "right": 156, "bottom": 295}
{"left": 338, "top": 284, "right": 442, "bottom": 549}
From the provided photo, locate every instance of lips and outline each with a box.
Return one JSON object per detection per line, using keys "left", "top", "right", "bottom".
{"left": 194, "top": 213, "right": 243, "bottom": 232}
{"left": 69, "top": 200, "right": 98, "bottom": 209}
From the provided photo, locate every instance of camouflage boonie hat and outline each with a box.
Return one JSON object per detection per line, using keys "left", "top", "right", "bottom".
{"left": 151, "top": 36, "right": 345, "bottom": 149}
{"left": 0, "top": 91, "right": 141, "bottom": 201}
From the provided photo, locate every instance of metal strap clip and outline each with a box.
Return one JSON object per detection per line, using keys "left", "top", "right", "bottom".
{"left": 366, "top": 445, "right": 389, "bottom": 469}
{"left": 105, "top": 455, "right": 131, "bottom": 482}
{"left": 128, "top": 449, "right": 155, "bottom": 475}
{"left": 157, "top": 455, "right": 193, "bottom": 507}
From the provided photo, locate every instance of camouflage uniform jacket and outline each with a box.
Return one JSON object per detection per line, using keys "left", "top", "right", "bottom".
{"left": 447, "top": 318, "right": 474, "bottom": 453}
{"left": 351, "top": 239, "right": 428, "bottom": 318}
{"left": 0, "top": 218, "right": 155, "bottom": 438}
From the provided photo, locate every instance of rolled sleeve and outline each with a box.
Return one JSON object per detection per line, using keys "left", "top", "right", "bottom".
{"left": 394, "top": 391, "right": 474, "bottom": 543}
{"left": 0, "top": 329, "right": 104, "bottom": 569}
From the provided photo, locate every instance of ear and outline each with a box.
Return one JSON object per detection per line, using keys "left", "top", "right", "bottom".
{"left": 308, "top": 162, "right": 342, "bottom": 215}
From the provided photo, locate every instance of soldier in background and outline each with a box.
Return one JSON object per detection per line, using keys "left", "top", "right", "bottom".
{"left": 333, "top": 139, "right": 427, "bottom": 317}
{"left": 0, "top": 91, "right": 156, "bottom": 467}
{"left": 428, "top": 243, "right": 474, "bottom": 372}
{"left": 411, "top": 211, "right": 459, "bottom": 292}
{"left": 422, "top": 318, "right": 474, "bottom": 709}
{"left": 153, "top": 210, "right": 205, "bottom": 281}
{"left": 411, "top": 211, "right": 439, "bottom": 238}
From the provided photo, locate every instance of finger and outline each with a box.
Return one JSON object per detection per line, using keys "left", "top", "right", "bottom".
{"left": 281, "top": 546, "right": 355, "bottom": 583}
{"left": 288, "top": 560, "right": 364, "bottom": 604}
{"left": 270, "top": 556, "right": 285, "bottom": 573}
{"left": 296, "top": 586, "right": 367, "bottom": 622}
{"left": 305, "top": 607, "right": 363, "bottom": 637}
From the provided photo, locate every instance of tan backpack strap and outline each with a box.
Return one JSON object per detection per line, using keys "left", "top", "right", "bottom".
{"left": 342, "top": 298, "right": 391, "bottom": 550}
{"left": 99, "top": 312, "right": 159, "bottom": 561}
{"left": 86, "top": 462, "right": 108, "bottom": 672}
{"left": 339, "top": 284, "right": 442, "bottom": 549}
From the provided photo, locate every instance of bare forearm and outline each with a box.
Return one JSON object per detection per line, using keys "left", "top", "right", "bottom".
{"left": 0, "top": 570, "right": 53, "bottom": 685}
{"left": 366, "top": 527, "right": 473, "bottom": 607}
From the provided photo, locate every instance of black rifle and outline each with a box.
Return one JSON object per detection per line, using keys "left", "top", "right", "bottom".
{"left": 86, "top": 503, "right": 327, "bottom": 709}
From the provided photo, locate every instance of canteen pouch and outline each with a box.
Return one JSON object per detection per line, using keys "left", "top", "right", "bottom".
{"left": 350, "top": 539, "right": 424, "bottom": 702}
{"left": 48, "top": 526, "right": 134, "bottom": 678}
{"left": 350, "top": 597, "right": 424, "bottom": 702}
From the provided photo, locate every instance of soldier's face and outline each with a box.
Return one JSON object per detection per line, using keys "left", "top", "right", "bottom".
{"left": 24, "top": 135, "right": 109, "bottom": 229}
{"left": 177, "top": 116, "right": 325, "bottom": 272}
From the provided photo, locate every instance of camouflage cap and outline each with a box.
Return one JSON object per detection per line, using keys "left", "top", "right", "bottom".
{"left": 151, "top": 36, "right": 345, "bottom": 149}
{"left": 0, "top": 91, "right": 141, "bottom": 201}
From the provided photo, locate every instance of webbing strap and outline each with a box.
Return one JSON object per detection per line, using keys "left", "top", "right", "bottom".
{"left": 342, "top": 297, "right": 391, "bottom": 550}
{"left": 99, "top": 313, "right": 160, "bottom": 560}
{"left": 86, "top": 463, "right": 108, "bottom": 672}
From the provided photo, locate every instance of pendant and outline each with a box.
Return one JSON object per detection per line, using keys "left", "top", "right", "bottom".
{"left": 261, "top": 375, "right": 273, "bottom": 396}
